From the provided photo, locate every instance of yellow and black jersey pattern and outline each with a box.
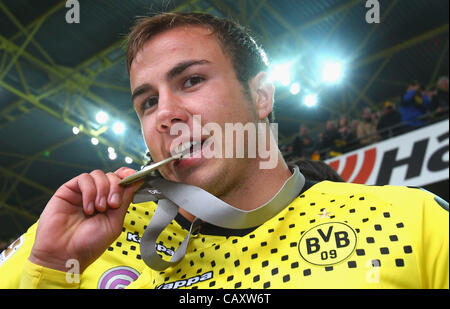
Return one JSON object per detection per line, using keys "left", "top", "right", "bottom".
{"left": 2, "top": 180, "right": 448, "bottom": 289}
{"left": 129, "top": 181, "right": 449, "bottom": 289}
{"left": 0, "top": 204, "right": 149, "bottom": 289}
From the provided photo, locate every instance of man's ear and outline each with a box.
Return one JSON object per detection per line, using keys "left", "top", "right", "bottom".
{"left": 249, "top": 72, "right": 275, "bottom": 121}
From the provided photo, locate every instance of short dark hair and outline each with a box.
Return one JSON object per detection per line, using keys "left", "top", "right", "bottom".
{"left": 295, "top": 159, "right": 345, "bottom": 182}
{"left": 126, "top": 12, "right": 274, "bottom": 122}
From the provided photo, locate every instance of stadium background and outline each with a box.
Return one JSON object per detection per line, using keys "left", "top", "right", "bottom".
{"left": 0, "top": 0, "right": 448, "bottom": 246}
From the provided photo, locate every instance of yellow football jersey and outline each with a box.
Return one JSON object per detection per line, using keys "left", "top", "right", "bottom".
{"left": 3, "top": 180, "right": 448, "bottom": 289}
{"left": 128, "top": 181, "right": 449, "bottom": 289}
{"left": 0, "top": 203, "right": 149, "bottom": 289}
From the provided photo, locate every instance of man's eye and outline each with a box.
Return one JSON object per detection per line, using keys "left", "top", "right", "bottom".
{"left": 141, "top": 96, "right": 158, "bottom": 112}
{"left": 183, "top": 76, "right": 205, "bottom": 88}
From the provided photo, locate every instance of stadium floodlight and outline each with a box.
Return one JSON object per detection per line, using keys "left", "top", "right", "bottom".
{"left": 268, "top": 62, "right": 292, "bottom": 86}
{"left": 125, "top": 156, "right": 133, "bottom": 164}
{"left": 321, "top": 61, "right": 343, "bottom": 83}
{"left": 304, "top": 94, "right": 318, "bottom": 107}
{"left": 108, "top": 147, "right": 115, "bottom": 154}
{"left": 290, "top": 82, "right": 301, "bottom": 95}
{"left": 112, "top": 122, "right": 125, "bottom": 135}
{"left": 108, "top": 152, "right": 117, "bottom": 160}
{"left": 72, "top": 126, "right": 80, "bottom": 135}
{"left": 95, "top": 111, "right": 109, "bottom": 124}
{"left": 91, "top": 137, "right": 99, "bottom": 145}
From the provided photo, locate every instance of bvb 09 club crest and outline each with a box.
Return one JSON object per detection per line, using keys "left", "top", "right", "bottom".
{"left": 298, "top": 222, "right": 357, "bottom": 266}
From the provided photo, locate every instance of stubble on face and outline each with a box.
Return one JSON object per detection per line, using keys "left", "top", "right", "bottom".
{"left": 130, "top": 26, "right": 262, "bottom": 201}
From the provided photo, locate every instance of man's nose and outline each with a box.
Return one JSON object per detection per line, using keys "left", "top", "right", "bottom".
{"left": 155, "top": 92, "right": 189, "bottom": 132}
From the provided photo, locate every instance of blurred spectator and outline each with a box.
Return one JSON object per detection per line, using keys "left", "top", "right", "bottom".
{"left": 351, "top": 119, "right": 360, "bottom": 134}
{"left": 350, "top": 118, "right": 361, "bottom": 150}
{"left": 285, "top": 76, "right": 446, "bottom": 163}
{"left": 314, "top": 132, "right": 324, "bottom": 160}
{"left": 429, "top": 76, "right": 449, "bottom": 117}
{"left": 310, "top": 150, "right": 321, "bottom": 161}
{"left": 320, "top": 120, "right": 341, "bottom": 157}
{"left": 357, "top": 107, "right": 380, "bottom": 146}
{"left": 376, "top": 101, "right": 402, "bottom": 139}
{"left": 291, "top": 125, "right": 315, "bottom": 159}
{"left": 335, "top": 116, "right": 357, "bottom": 153}
{"left": 279, "top": 143, "right": 291, "bottom": 158}
{"left": 400, "top": 82, "right": 431, "bottom": 127}
{"left": 371, "top": 110, "right": 380, "bottom": 126}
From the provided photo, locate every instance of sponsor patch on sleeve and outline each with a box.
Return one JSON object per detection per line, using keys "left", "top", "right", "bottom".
{"left": 0, "top": 235, "right": 25, "bottom": 267}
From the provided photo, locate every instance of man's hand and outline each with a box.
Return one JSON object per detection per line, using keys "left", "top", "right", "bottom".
{"left": 29, "top": 167, "right": 143, "bottom": 273}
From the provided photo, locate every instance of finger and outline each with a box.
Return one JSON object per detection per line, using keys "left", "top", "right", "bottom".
{"left": 114, "top": 167, "right": 143, "bottom": 198}
{"left": 114, "top": 167, "right": 137, "bottom": 178}
{"left": 114, "top": 167, "right": 140, "bottom": 189}
{"left": 77, "top": 173, "right": 97, "bottom": 215}
{"left": 107, "top": 181, "right": 144, "bottom": 231}
{"left": 54, "top": 177, "right": 83, "bottom": 206}
{"left": 89, "top": 170, "right": 110, "bottom": 213}
{"left": 108, "top": 168, "right": 143, "bottom": 222}
{"left": 102, "top": 167, "right": 147, "bottom": 236}
{"left": 105, "top": 172, "right": 124, "bottom": 209}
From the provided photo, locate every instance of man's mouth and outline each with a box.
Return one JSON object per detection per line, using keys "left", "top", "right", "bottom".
{"left": 173, "top": 140, "right": 199, "bottom": 159}
{"left": 171, "top": 138, "right": 211, "bottom": 160}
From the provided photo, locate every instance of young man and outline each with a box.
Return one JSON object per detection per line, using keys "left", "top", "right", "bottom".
{"left": 15, "top": 13, "right": 448, "bottom": 289}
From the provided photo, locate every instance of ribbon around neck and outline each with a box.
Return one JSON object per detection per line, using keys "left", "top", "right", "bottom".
{"left": 136, "top": 166, "right": 304, "bottom": 271}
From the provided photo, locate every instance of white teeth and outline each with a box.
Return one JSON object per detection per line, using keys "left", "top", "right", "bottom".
{"left": 174, "top": 141, "right": 198, "bottom": 157}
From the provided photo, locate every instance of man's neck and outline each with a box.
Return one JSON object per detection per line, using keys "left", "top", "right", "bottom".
{"left": 222, "top": 153, "right": 292, "bottom": 211}
{"left": 178, "top": 152, "right": 292, "bottom": 222}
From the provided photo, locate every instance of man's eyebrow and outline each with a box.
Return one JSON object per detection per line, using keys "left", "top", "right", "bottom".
{"left": 131, "top": 60, "right": 210, "bottom": 103}
{"left": 166, "top": 59, "right": 210, "bottom": 81}
{"left": 131, "top": 84, "right": 153, "bottom": 103}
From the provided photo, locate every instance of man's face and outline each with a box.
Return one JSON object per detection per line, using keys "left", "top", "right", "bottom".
{"left": 129, "top": 26, "right": 261, "bottom": 195}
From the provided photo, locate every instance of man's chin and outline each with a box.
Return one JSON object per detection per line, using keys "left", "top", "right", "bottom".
{"left": 173, "top": 153, "right": 206, "bottom": 171}
{"left": 174, "top": 160, "right": 222, "bottom": 192}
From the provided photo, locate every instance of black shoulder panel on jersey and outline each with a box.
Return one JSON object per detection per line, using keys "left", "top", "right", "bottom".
{"left": 174, "top": 212, "right": 258, "bottom": 237}
{"left": 302, "top": 178, "right": 320, "bottom": 194}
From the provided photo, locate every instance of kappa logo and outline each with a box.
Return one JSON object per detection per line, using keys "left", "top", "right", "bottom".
{"left": 328, "top": 148, "right": 377, "bottom": 183}
{"left": 156, "top": 243, "right": 175, "bottom": 256}
{"left": 127, "top": 232, "right": 141, "bottom": 244}
{"left": 298, "top": 222, "right": 357, "bottom": 266}
{"left": 156, "top": 271, "right": 213, "bottom": 289}
{"left": 126, "top": 232, "right": 174, "bottom": 256}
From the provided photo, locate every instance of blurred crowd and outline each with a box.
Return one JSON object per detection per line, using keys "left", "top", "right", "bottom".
{"left": 283, "top": 76, "right": 449, "bottom": 162}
